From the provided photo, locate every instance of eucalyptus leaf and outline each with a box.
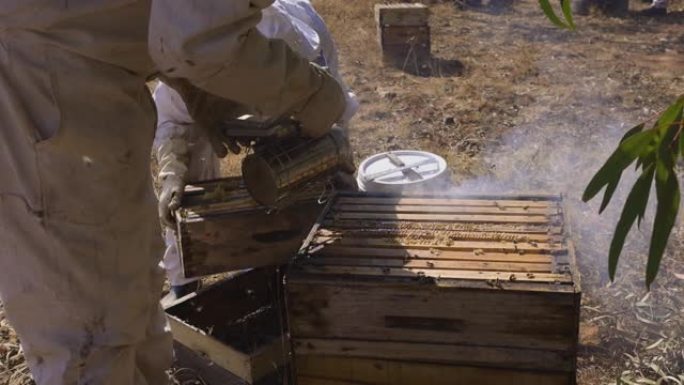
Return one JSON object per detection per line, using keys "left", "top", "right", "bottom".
{"left": 599, "top": 177, "right": 620, "bottom": 214}
{"left": 583, "top": 130, "right": 655, "bottom": 202}
{"left": 646, "top": 165, "right": 680, "bottom": 287}
{"left": 538, "top": 0, "right": 571, "bottom": 29}
{"left": 560, "top": 0, "right": 575, "bottom": 30}
{"left": 608, "top": 164, "right": 654, "bottom": 280}
{"left": 654, "top": 96, "right": 684, "bottom": 136}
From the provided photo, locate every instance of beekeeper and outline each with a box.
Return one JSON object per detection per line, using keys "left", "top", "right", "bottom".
{"left": 0, "top": 2, "right": 346, "bottom": 385}
{"left": 155, "top": 0, "right": 359, "bottom": 302}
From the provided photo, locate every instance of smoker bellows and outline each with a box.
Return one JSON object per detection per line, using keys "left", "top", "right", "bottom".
{"left": 286, "top": 192, "right": 581, "bottom": 385}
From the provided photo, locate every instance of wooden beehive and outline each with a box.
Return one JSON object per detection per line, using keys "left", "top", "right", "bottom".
{"left": 176, "top": 177, "right": 326, "bottom": 278}
{"left": 286, "top": 193, "right": 581, "bottom": 385}
{"left": 374, "top": 3, "right": 431, "bottom": 70}
{"left": 166, "top": 268, "right": 289, "bottom": 385}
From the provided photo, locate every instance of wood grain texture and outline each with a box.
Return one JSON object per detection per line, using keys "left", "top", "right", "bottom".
{"left": 177, "top": 177, "right": 327, "bottom": 277}
{"left": 288, "top": 193, "right": 580, "bottom": 383}
{"left": 293, "top": 339, "right": 573, "bottom": 372}
{"left": 374, "top": 3, "right": 430, "bottom": 26}
{"left": 294, "top": 265, "right": 572, "bottom": 283}
{"left": 166, "top": 269, "right": 288, "bottom": 384}
{"left": 297, "top": 356, "right": 574, "bottom": 385}
{"left": 328, "top": 211, "right": 555, "bottom": 223}
{"left": 334, "top": 204, "right": 556, "bottom": 215}
{"left": 287, "top": 282, "right": 578, "bottom": 351}
{"left": 314, "top": 246, "right": 555, "bottom": 263}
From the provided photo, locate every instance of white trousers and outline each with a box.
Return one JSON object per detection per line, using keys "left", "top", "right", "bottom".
{"left": 0, "top": 35, "right": 172, "bottom": 385}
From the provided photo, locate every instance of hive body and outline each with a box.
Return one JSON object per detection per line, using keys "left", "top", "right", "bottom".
{"left": 287, "top": 193, "right": 581, "bottom": 385}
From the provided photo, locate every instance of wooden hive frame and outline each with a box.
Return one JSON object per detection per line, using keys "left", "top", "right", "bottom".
{"left": 166, "top": 269, "right": 291, "bottom": 385}
{"left": 175, "top": 177, "right": 326, "bottom": 278}
{"left": 286, "top": 192, "right": 581, "bottom": 385}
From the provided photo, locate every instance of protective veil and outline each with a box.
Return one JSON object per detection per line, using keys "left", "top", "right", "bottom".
{"left": 0, "top": 1, "right": 345, "bottom": 384}
{"left": 154, "top": 0, "right": 359, "bottom": 288}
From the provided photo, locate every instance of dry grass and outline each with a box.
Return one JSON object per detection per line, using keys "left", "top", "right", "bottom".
{"left": 2, "top": 1, "right": 684, "bottom": 384}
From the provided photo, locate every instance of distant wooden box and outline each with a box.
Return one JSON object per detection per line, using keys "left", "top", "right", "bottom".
{"left": 176, "top": 177, "right": 326, "bottom": 278}
{"left": 374, "top": 3, "right": 429, "bottom": 27}
{"left": 286, "top": 193, "right": 581, "bottom": 385}
{"left": 166, "top": 268, "right": 289, "bottom": 385}
{"left": 374, "top": 3, "right": 431, "bottom": 67}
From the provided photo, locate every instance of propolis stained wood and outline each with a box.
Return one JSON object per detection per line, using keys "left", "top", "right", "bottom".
{"left": 176, "top": 177, "right": 326, "bottom": 277}
{"left": 286, "top": 192, "right": 581, "bottom": 385}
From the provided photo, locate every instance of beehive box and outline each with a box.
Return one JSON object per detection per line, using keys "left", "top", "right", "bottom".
{"left": 176, "top": 177, "right": 326, "bottom": 278}
{"left": 374, "top": 3, "right": 431, "bottom": 69}
{"left": 166, "top": 268, "right": 290, "bottom": 384}
{"left": 286, "top": 193, "right": 581, "bottom": 385}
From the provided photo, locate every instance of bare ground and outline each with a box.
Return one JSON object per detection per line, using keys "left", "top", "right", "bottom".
{"left": 2, "top": 1, "right": 684, "bottom": 384}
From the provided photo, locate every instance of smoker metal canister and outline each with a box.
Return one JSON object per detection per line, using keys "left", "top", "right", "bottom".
{"left": 242, "top": 130, "right": 349, "bottom": 207}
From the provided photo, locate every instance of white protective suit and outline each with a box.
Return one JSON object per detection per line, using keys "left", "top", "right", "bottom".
{"left": 0, "top": 2, "right": 345, "bottom": 385}
{"left": 155, "top": 0, "right": 359, "bottom": 288}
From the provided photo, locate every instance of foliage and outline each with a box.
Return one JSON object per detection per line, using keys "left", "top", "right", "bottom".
{"left": 538, "top": 0, "right": 683, "bottom": 286}
{"left": 538, "top": 0, "right": 576, "bottom": 30}
{"left": 582, "top": 97, "right": 683, "bottom": 287}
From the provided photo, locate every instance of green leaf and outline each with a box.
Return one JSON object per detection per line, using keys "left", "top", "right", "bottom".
{"left": 602, "top": 123, "right": 648, "bottom": 213}
{"left": 608, "top": 163, "right": 655, "bottom": 280}
{"left": 646, "top": 164, "right": 680, "bottom": 287}
{"left": 679, "top": 117, "right": 684, "bottom": 156}
{"left": 599, "top": 177, "right": 620, "bottom": 214}
{"left": 583, "top": 130, "right": 656, "bottom": 203}
{"left": 539, "top": 0, "right": 571, "bottom": 30}
{"left": 622, "top": 123, "right": 645, "bottom": 143}
{"left": 670, "top": 108, "right": 682, "bottom": 158}
{"left": 560, "top": 0, "right": 575, "bottom": 30}
{"left": 654, "top": 96, "right": 684, "bottom": 136}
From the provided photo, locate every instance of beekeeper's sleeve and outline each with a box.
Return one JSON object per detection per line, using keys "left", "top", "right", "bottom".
{"left": 148, "top": 0, "right": 330, "bottom": 120}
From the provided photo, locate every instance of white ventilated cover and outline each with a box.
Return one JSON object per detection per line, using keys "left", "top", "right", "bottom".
{"left": 357, "top": 150, "right": 449, "bottom": 193}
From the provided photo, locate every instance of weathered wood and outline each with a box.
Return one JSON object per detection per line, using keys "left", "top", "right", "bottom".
{"left": 287, "top": 193, "right": 580, "bottom": 384}
{"left": 374, "top": 3, "right": 430, "bottom": 27}
{"left": 293, "top": 339, "right": 573, "bottom": 372}
{"left": 166, "top": 269, "right": 288, "bottom": 384}
{"left": 379, "top": 25, "right": 430, "bottom": 46}
{"left": 324, "top": 219, "right": 562, "bottom": 234}
{"left": 317, "top": 229, "right": 555, "bottom": 243}
{"left": 329, "top": 212, "right": 556, "bottom": 224}
{"left": 298, "top": 378, "right": 363, "bottom": 385}
{"left": 334, "top": 203, "right": 556, "bottom": 215}
{"left": 297, "top": 356, "right": 574, "bottom": 385}
{"left": 177, "top": 177, "right": 325, "bottom": 277}
{"left": 173, "top": 341, "right": 248, "bottom": 385}
{"left": 312, "top": 236, "right": 564, "bottom": 254}
{"left": 314, "top": 246, "right": 555, "bottom": 263}
{"left": 306, "top": 257, "right": 553, "bottom": 273}
{"left": 288, "top": 282, "right": 577, "bottom": 351}
{"left": 295, "top": 265, "right": 572, "bottom": 283}
{"left": 334, "top": 196, "right": 558, "bottom": 207}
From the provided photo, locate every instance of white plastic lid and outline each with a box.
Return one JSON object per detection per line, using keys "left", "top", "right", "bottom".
{"left": 357, "top": 150, "right": 449, "bottom": 193}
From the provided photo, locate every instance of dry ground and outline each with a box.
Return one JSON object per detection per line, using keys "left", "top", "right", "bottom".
{"left": 2, "top": 1, "right": 684, "bottom": 384}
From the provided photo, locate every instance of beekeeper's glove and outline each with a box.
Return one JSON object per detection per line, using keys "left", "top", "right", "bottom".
{"left": 292, "top": 64, "right": 347, "bottom": 139}
{"left": 158, "top": 174, "right": 185, "bottom": 229}
{"left": 155, "top": 136, "right": 189, "bottom": 229}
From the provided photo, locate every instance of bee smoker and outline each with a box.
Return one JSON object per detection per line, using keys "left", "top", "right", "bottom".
{"left": 241, "top": 128, "right": 353, "bottom": 207}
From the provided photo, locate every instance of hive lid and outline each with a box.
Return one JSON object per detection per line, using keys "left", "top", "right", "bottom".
{"left": 357, "top": 150, "right": 448, "bottom": 192}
